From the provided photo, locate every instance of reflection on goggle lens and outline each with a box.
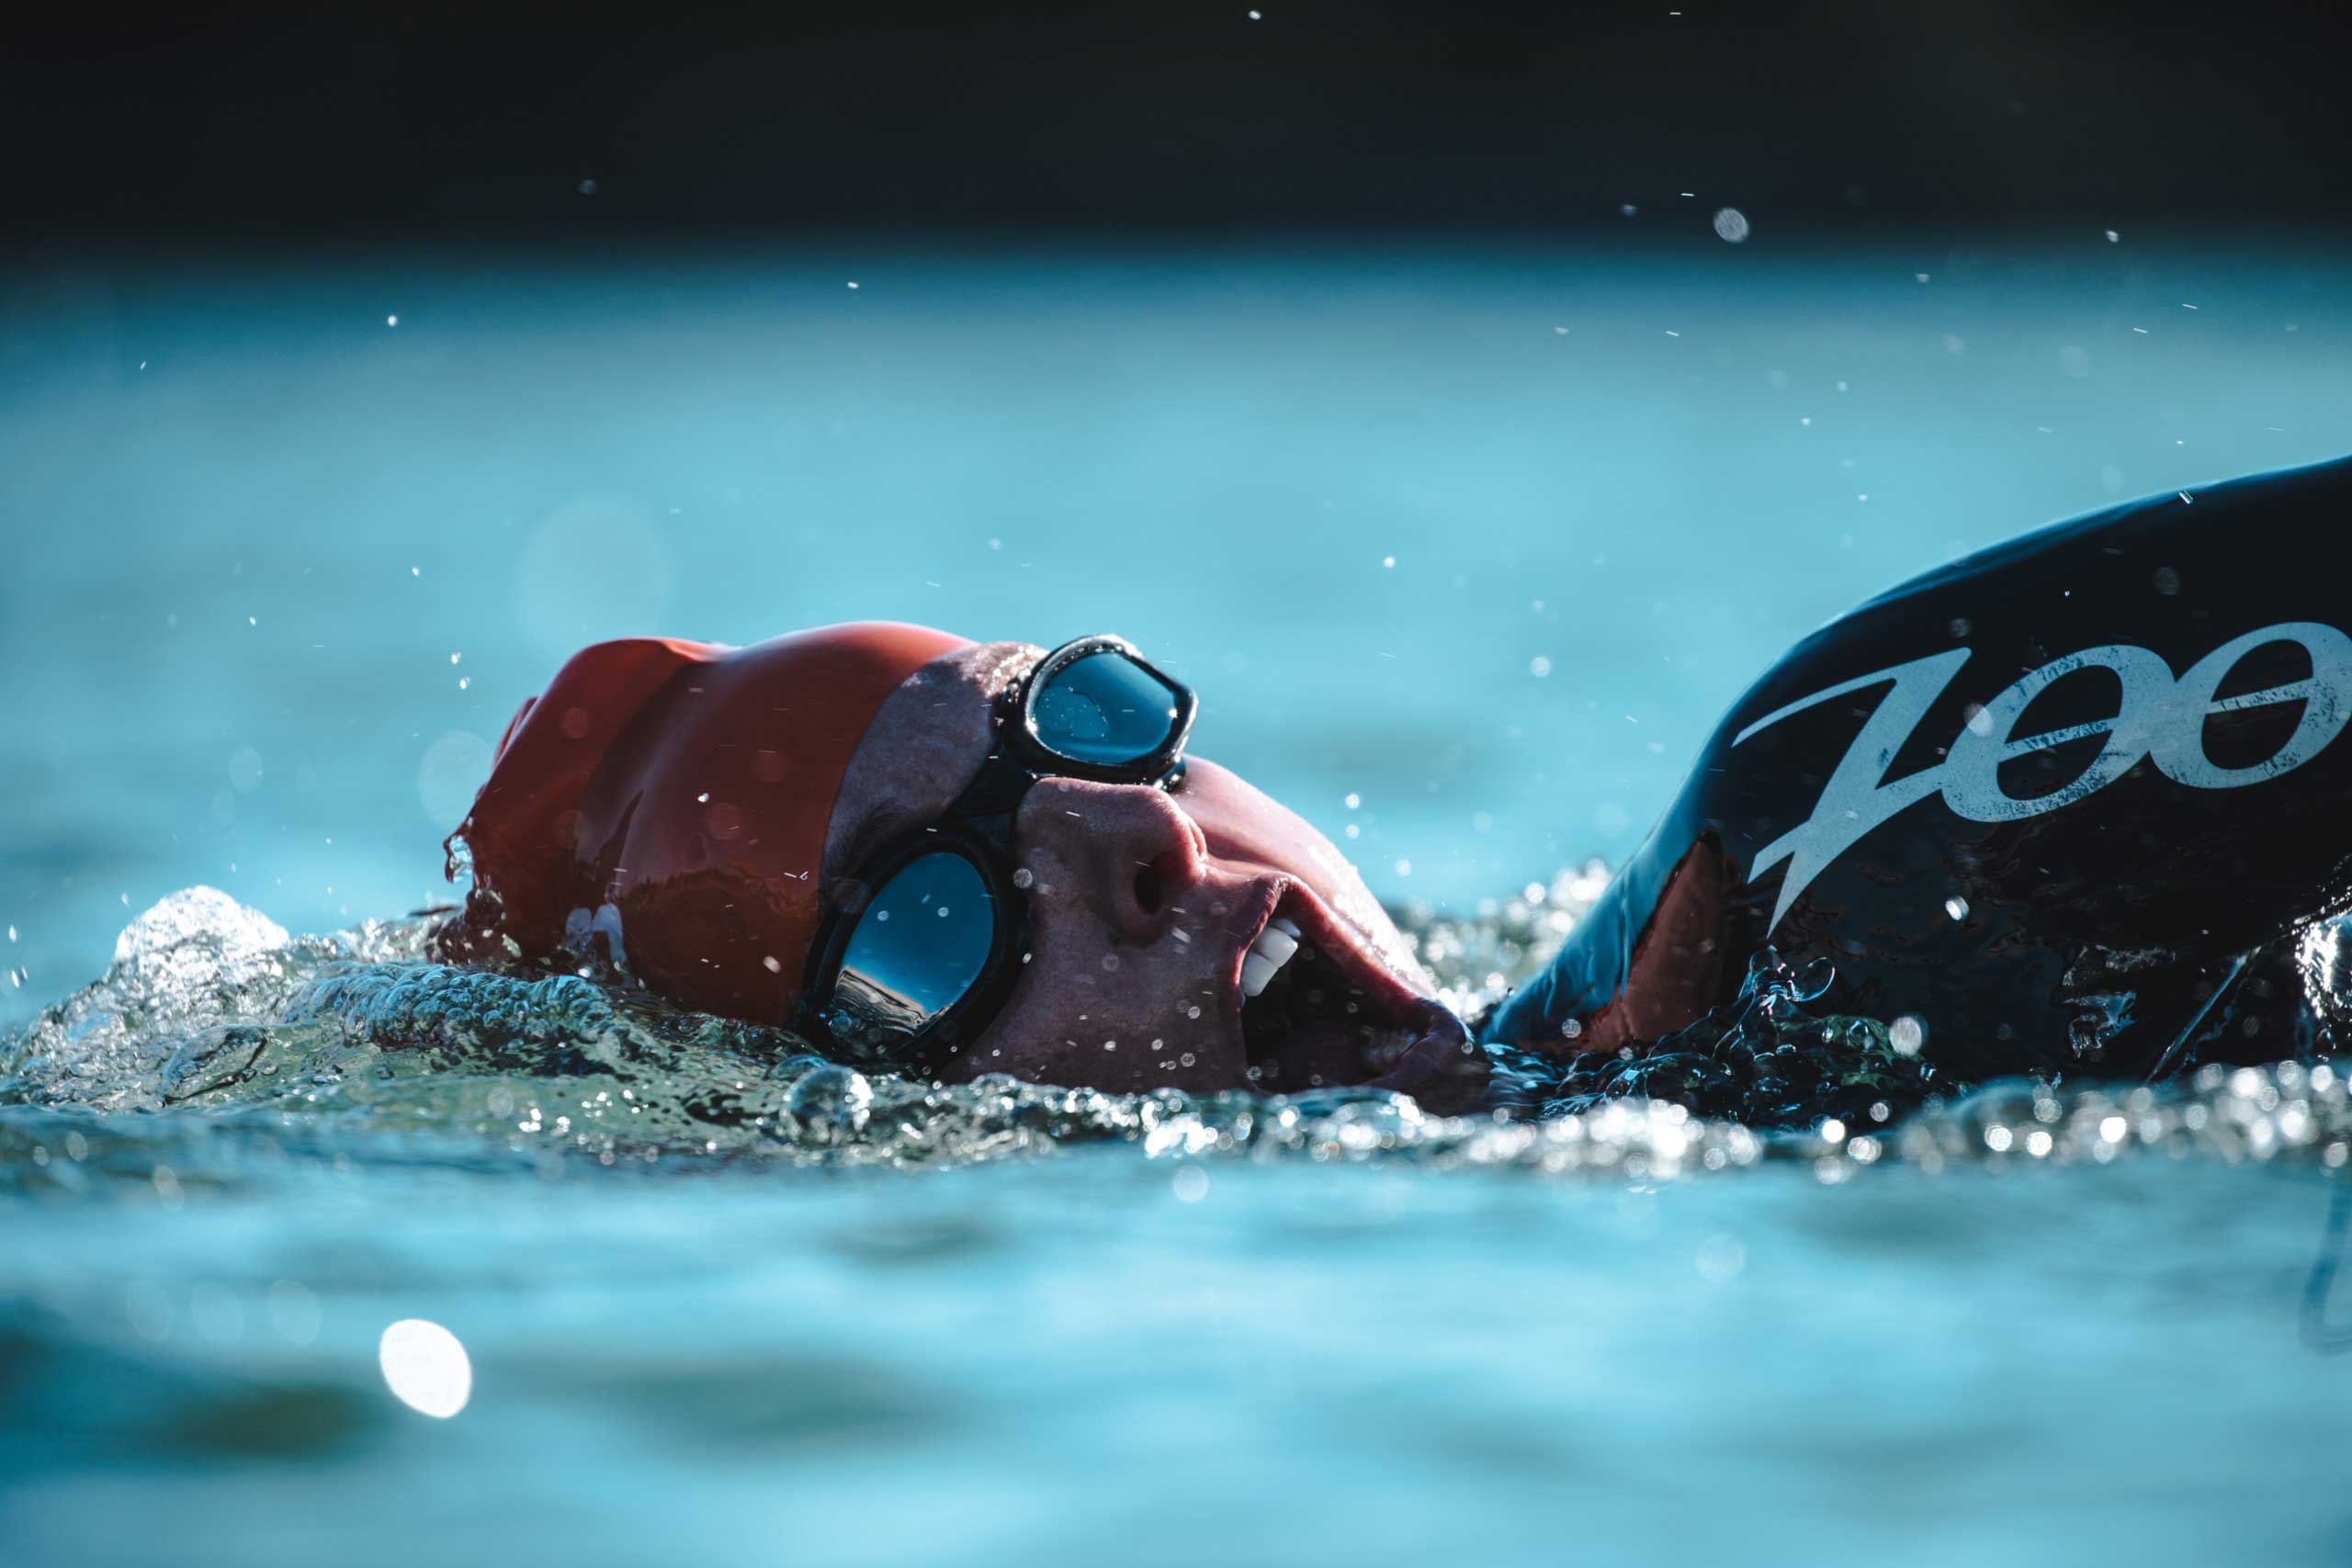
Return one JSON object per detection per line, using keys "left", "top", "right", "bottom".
{"left": 821, "top": 852, "right": 994, "bottom": 1055}
{"left": 1032, "top": 649, "right": 1181, "bottom": 765}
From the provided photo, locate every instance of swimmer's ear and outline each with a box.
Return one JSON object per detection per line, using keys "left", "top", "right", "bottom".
{"left": 442, "top": 637, "right": 723, "bottom": 951}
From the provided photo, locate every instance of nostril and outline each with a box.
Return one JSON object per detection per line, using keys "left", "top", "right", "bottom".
{"left": 1133, "top": 860, "right": 1165, "bottom": 915}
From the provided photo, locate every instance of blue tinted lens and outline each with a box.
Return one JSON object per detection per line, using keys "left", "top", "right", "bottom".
{"left": 825, "top": 853, "right": 994, "bottom": 1049}
{"left": 1031, "top": 649, "right": 1182, "bottom": 766}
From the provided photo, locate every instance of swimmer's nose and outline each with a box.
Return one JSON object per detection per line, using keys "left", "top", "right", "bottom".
{"left": 1017, "top": 777, "right": 1209, "bottom": 942}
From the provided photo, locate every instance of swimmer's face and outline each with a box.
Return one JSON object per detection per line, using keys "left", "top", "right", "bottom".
{"left": 824, "top": 643, "right": 1488, "bottom": 1112}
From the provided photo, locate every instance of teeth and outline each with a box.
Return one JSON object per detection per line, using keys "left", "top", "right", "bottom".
{"left": 1240, "top": 952, "right": 1279, "bottom": 998}
{"left": 1240, "top": 916, "right": 1304, "bottom": 1001}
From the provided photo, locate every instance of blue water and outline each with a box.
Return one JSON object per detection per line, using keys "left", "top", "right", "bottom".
{"left": 6, "top": 237, "right": 2352, "bottom": 1564}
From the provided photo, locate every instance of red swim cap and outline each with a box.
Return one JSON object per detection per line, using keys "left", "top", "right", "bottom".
{"left": 445, "top": 622, "right": 971, "bottom": 1023}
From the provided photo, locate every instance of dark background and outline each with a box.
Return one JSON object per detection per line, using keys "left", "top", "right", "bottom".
{"left": 9, "top": 1, "right": 2352, "bottom": 244}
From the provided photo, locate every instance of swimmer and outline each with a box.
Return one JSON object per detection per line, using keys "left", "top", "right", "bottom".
{"left": 437, "top": 628, "right": 1496, "bottom": 1111}
{"left": 438, "top": 454, "right": 2352, "bottom": 1109}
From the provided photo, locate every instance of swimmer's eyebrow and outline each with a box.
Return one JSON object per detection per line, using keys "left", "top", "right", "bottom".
{"left": 826, "top": 804, "right": 914, "bottom": 886}
{"left": 822, "top": 647, "right": 1024, "bottom": 888}
{"left": 826, "top": 720, "right": 992, "bottom": 884}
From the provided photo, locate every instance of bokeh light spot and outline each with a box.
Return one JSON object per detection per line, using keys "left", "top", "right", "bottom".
{"left": 379, "top": 1318, "right": 471, "bottom": 1418}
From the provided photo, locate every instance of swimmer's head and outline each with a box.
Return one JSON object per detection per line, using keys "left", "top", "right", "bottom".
{"left": 444, "top": 625, "right": 1487, "bottom": 1112}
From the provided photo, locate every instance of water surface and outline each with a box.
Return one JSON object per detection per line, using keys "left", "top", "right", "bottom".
{"left": 6, "top": 238, "right": 2352, "bottom": 1564}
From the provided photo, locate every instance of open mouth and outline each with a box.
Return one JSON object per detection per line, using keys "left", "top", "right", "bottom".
{"left": 1231, "top": 883, "right": 1487, "bottom": 1114}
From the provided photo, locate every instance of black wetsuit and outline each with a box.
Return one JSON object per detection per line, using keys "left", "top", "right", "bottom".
{"left": 1481, "top": 455, "right": 2352, "bottom": 1081}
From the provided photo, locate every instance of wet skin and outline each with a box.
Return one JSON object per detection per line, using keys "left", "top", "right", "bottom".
{"left": 825, "top": 642, "right": 1490, "bottom": 1112}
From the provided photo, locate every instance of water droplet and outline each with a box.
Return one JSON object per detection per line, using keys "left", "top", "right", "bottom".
{"left": 783, "top": 1066, "right": 872, "bottom": 1144}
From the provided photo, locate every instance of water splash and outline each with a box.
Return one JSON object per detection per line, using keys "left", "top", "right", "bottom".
{"left": 5, "top": 886, "right": 2351, "bottom": 1189}
{"left": 1486, "top": 945, "right": 1942, "bottom": 1128}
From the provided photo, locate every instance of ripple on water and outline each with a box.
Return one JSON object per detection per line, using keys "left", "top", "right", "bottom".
{"left": 3, "top": 886, "right": 2350, "bottom": 1188}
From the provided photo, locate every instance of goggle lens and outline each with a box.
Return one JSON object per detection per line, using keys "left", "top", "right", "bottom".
{"left": 820, "top": 852, "right": 996, "bottom": 1056}
{"left": 1030, "top": 648, "right": 1183, "bottom": 766}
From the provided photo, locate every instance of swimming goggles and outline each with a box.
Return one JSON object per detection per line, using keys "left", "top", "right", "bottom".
{"left": 797, "top": 635, "right": 1198, "bottom": 1076}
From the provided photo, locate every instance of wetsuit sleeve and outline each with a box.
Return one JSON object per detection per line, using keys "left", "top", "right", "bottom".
{"left": 1483, "top": 454, "right": 2352, "bottom": 1080}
